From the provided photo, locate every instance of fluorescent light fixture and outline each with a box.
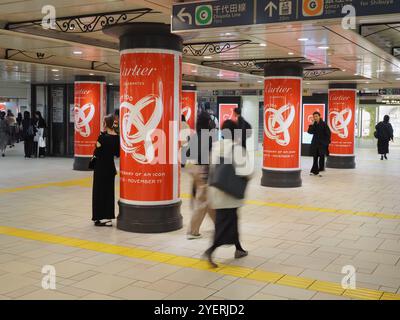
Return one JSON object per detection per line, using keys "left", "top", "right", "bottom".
{"left": 259, "top": 43, "right": 267, "bottom": 47}
{"left": 288, "top": 52, "right": 294, "bottom": 55}
{"left": 109, "top": 83, "right": 113, "bottom": 86}
{"left": 298, "top": 38, "right": 309, "bottom": 41}
{"left": 257, "top": 80, "right": 263, "bottom": 83}
{"left": 318, "top": 46, "right": 330, "bottom": 50}
{"left": 190, "top": 83, "right": 195, "bottom": 86}
{"left": 89, "top": 73, "right": 94, "bottom": 75}
{"left": 51, "top": 69, "right": 59, "bottom": 72}
{"left": 73, "top": 51, "right": 82, "bottom": 55}
{"left": 204, "top": 56, "right": 212, "bottom": 59}
{"left": 342, "top": 69, "right": 347, "bottom": 72}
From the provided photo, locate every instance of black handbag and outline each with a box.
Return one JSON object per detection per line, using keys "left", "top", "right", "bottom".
{"left": 209, "top": 157, "right": 248, "bottom": 199}
{"left": 88, "top": 156, "right": 96, "bottom": 170}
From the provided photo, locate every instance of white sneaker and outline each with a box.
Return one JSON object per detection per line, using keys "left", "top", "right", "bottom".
{"left": 187, "top": 234, "right": 202, "bottom": 240}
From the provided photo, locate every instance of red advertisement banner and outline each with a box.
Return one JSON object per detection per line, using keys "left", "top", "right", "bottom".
{"left": 181, "top": 90, "right": 197, "bottom": 131}
{"left": 119, "top": 49, "right": 181, "bottom": 205}
{"left": 302, "top": 103, "right": 325, "bottom": 144}
{"left": 328, "top": 89, "right": 356, "bottom": 156}
{"left": 219, "top": 103, "right": 238, "bottom": 129}
{"left": 74, "top": 82, "right": 105, "bottom": 157}
{"left": 263, "top": 77, "right": 302, "bottom": 170}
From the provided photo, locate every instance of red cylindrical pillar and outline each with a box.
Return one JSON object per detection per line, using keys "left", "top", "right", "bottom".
{"left": 104, "top": 23, "right": 183, "bottom": 233}
{"left": 181, "top": 85, "right": 197, "bottom": 131}
{"left": 326, "top": 83, "right": 357, "bottom": 169}
{"left": 261, "top": 62, "right": 304, "bottom": 188}
{"left": 73, "top": 75, "right": 106, "bottom": 171}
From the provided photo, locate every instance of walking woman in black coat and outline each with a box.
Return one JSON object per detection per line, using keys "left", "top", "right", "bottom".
{"left": 375, "top": 115, "right": 394, "bottom": 160}
{"left": 308, "top": 111, "right": 331, "bottom": 176}
{"left": 91, "top": 114, "right": 120, "bottom": 227}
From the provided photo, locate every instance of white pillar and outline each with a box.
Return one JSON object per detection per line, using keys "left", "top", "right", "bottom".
{"left": 242, "top": 96, "right": 259, "bottom": 151}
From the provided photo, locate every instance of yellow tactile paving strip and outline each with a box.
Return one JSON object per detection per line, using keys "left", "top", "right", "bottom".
{"left": 0, "top": 225, "right": 399, "bottom": 300}
{"left": 1, "top": 177, "right": 399, "bottom": 220}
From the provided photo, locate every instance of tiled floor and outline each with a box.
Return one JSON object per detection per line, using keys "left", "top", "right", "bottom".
{"left": 0, "top": 143, "right": 399, "bottom": 300}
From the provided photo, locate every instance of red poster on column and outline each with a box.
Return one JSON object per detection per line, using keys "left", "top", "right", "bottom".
{"left": 181, "top": 90, "right": 196, "bottom": 131}
{"left": 302, "top": 104, "right": 325, "bottom": 144}
{"left": 119, "top": 50, "right": 181, "bottom": 205}
{"left": 328, "top": 89, "right": 356, "bottom": 156}
{"left": 263, "top": 77, "right": 302, "bottom": 170}
{"left": 0, "top": 103, "right": 5, "bottom": 112}
{"left": 219, "top": 103, "right": 238, "bottom": 128}
{"left": 74, "top": 82, "right": 103, "bottom": 157}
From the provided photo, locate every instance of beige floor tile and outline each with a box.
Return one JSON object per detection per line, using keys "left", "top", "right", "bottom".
{"left": 165, "top": 268, "right": 222, "bottom": 287}
{"left": 0, "top": 261, "right": 39, "bottom": 274}
{"left": 0, "top": 274, "right": 38, "bottom": 295}
{"left": 120, "top": 264, "right": 182, "bottom": 283}
{"left": 81, "top": 293, "right": 120, "bottom": 300}
{"left": 145, "top": 279, "right": 187, "bottom": 294}
{"left": 166, "top": 285, "right": 216, "bottom": 300}
{"left": 311, "top": 292, "right": 351, "bottom": 300}
{"left": 73, "top": 274, "right": 135, "bottom": 295}
{"left": 19, "top": 289, "right": 77, "bottom": 300}
{"left": 249, "top": 292, "right": 289, "bottom": 300}
{"left": 111, "top": 285, "right": 168, "bottom": 300}
{"left": 215, "top": 281, "right": 263, "bottom": 300}
{"left": 52, "top": 261, "right": 95, "bottom": 278}
{"left": 260, "top": 284, "right": 316, "bottom": 300}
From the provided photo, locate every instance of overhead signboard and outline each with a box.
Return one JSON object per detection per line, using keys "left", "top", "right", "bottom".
{"left": 172, "top": 0, "right": 254, "bottom": 31}
{"left": 256, "top": 0, "right": 400, "bottom": 24}
{"left": 379, "top": 88, "right": 400, "bottom": 96}
{"left": 172, "top": 0, "right": 400, "bottom": 32}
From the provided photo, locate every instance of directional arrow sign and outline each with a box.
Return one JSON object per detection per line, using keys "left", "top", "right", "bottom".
{"left": 265, "top": 1, "right": 277, "bottom": 17}
{"left": 172, "top": 0, "right": 254, "bottom": 32}
{"left": 177, "top": 7, "right": 192, "bottom": 25}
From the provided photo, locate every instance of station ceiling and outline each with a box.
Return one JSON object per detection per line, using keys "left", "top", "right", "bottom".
{"left": 0, "top": 0, "right": 399, "bottom": 90}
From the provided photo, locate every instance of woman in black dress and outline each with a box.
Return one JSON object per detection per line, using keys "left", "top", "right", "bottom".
{"left": 308, "top": 111, "right": 331, "bottom": 176}
{"left": 92, "top": 114, "right": 120, "bottom": 227}
{"left": 375, "top": 115, "right": 394, "bottom": 160}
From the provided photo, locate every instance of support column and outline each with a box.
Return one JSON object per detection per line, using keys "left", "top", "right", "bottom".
{"left": 181, "top": 85, "right": 197, "bottom": 131}
{"left": 73, "top": 75, "right": 106, "bottom": 171}
{"left": 326, "top": 83, "right": 357, "bottom": 169}
{"left": 104, "top": 23, "right": 183, "bottom": 233}
{"left": 261, "top": 62, "right": 304, "bottom": 188}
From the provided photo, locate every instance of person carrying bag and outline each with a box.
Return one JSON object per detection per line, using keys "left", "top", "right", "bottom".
{"left": 204, "top": 120, "right": 254, "bottom": 268}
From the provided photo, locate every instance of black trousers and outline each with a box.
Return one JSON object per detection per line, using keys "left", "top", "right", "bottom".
{"left": 311, "top": 155, "right": 325, "bottom": 174}
{"left": 24, "top": 138, "right": 33, "bottom": 157}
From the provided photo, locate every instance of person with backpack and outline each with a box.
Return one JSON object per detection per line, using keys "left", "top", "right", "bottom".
{"left": 22, "top": 111, "right": 36, "bottom": 158}
{"left": 375, "top": 115, "right": 394, "bottom": 160}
